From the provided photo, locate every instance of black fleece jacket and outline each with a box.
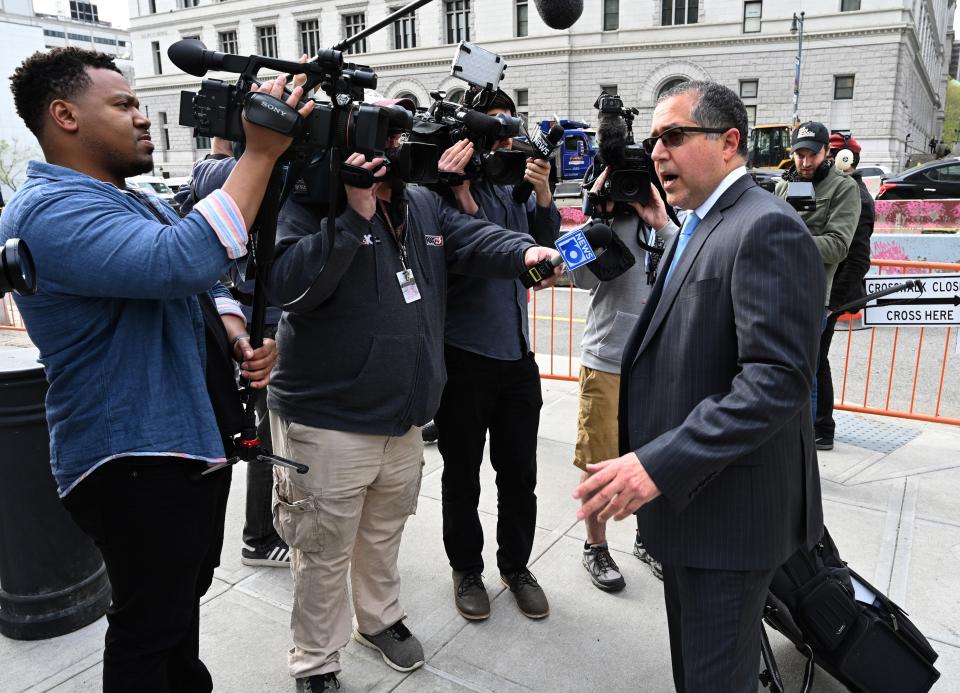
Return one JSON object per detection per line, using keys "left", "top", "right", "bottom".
{"left": 267, "top": 184, "right": 537, "bottom": 435}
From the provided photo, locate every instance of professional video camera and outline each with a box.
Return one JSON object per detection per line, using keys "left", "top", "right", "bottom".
{"left": 0, "top": 239, "right": 36, "bottom": 298}
{"left": 587, "top": 92, "right": 653, "bottom": 206}
{"left": 172, "top": 39, "right": 397, "bottom": 159}
{"left": 408, "top": 42, "right": 528, "bottom": 186}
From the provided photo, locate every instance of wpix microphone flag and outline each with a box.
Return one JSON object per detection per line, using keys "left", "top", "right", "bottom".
{"left": 554, "top": 228, "right": 597, "bottom": 270}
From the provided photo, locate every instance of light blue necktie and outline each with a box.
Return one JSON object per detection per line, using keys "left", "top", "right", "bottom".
{"left": 663, "top": 212, "right": 701, "bottom": 287}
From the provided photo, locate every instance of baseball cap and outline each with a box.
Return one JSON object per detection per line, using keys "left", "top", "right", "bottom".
{"left": 828, "top": 132, "right": 861, "bottom": 154}
{"left": 792, "top": 121, "right": 830, "bottom": 153}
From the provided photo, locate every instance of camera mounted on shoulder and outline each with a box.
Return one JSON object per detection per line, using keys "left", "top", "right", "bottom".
{"left": 407, "top": 42, "right": 528, "bottom": 187}
{"left": 585, "top": 91, "right": 680, "bottom": 230}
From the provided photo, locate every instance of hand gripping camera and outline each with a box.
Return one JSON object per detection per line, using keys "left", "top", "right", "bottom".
{"left": 408, "top": 42, "right": 528, "bottom": 186}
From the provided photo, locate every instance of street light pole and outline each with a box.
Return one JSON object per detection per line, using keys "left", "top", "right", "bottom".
{"left": 790, "top": 11, "right": 805, "bottom": 128}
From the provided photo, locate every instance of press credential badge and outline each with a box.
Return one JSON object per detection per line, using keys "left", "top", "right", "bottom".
{"left": 397, "top": 269, "right": 421, "bottom": 303}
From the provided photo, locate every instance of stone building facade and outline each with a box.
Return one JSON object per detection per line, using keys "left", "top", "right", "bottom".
{"left": 127, "top": 0, "right": 956, "bottom": 175}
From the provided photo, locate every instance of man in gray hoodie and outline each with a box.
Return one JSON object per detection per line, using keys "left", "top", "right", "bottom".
{"left": 572, "top": 168, "right": 678, "bottom": 591}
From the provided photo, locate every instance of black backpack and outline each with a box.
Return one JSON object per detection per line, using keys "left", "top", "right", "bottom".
{"left": 760, "top": 527, "right": 939, "bottom": 693}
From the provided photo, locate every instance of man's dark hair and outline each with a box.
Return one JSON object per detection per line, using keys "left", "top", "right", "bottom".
{"left": 658, "top": 80, "right": 749, "bottom": 158}
{"left": 11, "top": 47, "right": 121, "bottom": 138}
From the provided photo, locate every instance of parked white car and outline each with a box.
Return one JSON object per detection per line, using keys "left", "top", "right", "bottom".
{"left": 126, "top": 176, "right": 177, "bottom": 207}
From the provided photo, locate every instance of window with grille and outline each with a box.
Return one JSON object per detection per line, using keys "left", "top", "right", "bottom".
{"left": 657, "top": 78, "right": 686, "bottom": 99}
{"left": 159, "top": 112, "right": 170, "bottom": 151}
{"left": 298, "top": 19, "right": 320, "bottom": 58}
{"left": 743, "top": 1, "right": 761, "bottom": 33}
{"left": 516, "top": 89, "right": 529, "bottom": 128}
{"left": 257, "top": 25, "right": 278, "bottom": 57}
{"left": 178, "top": 0, "right": 199, "bottom": 8}
{"left": 603, "top": 0, "right": 619, "bottom": 31}
{"left": 516, "top": 0, "right": 528, "bottom": 37}
{"left": 195, "top": 133, "right": 211, "bottom": 150}
{"left": 152, "top": 41, "right": 162, "bottom": 74}
{"left": 392, "top": 8, "right": 417, "bottom": 49}
{"left": 662, "top": 0, "right": 698, "bottom": 26}
{"left": 445, "top": 0, "right": 470, "bottom": 44}
{"left": 834, "top": 75, "right": 855, "bottom": 100}
{"left": 218, "top": 30, "right": 238, "bottom": 54}
{"left": 70, "top": 1, "right": 99, "bottom": 22}
{"left": 343, "top": 13, "right": 367, "bottom": 55}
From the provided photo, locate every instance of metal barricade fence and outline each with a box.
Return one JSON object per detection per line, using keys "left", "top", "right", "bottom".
{"left": 530, "top": 259, "right": 959, "bottom": 426}
{"left": 1, "top": 293, "right": 26, "bottom": 331}
{"left": 833, "top": 260, "right": 959, "bottom": 425}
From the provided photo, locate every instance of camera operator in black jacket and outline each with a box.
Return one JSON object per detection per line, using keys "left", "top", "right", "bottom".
{"left": 433, "top": 89, "right": 561, "bottom": 623}
{"left": 264, "top": 99, "right": 561, "bottom": 692}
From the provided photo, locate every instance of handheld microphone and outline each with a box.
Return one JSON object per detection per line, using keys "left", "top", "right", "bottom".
{"left": 534, "top": 0, "right": 584, "bottom": 30}
{"left": 519, "top": 223, "right": 612, "bottom": 288}
{"left": 513, "top": 124, "right": 565, "bottom": 204}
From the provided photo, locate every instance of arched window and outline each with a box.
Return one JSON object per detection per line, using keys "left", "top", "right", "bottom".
{"left": 446, "top": 87, "right": 466, "bottom": 104}
{"left": 657, "top": 78, "right": 688, "bottom": 100}
{"left": 395, "top": 92, "right": 419, "bottom": 108}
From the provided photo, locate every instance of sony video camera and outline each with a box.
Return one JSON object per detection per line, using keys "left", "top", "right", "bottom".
{"left": 172, "top": 39, "right": 397, "bottom": 159}
{"left": 587, "top": 92, "right": 653, "bottom": 207}
{"left": 408, "top": 43, "right": 527, "bottom": 186}
{"left": 0, "top": 238, "right": 37, "bottom": 298}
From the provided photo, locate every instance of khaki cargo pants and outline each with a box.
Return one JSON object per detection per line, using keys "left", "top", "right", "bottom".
{"left": 269, "top": 415, "right": 423, "bottom": 679}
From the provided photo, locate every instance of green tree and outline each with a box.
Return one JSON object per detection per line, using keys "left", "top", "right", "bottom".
{"left": 0, "top": 138, "right": 37, "bottom": 194}
{"left": 941, "top": 80, "right": 960, "bottom": 150}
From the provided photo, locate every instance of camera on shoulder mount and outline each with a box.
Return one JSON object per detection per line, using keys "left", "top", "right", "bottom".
{"left": 589, "top": 92, "right": 653, "bottom": 207}
{"left": 407, "top": 42, "right": 528, "bottom": 186}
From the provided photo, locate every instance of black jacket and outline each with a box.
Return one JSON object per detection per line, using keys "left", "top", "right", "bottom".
{"left": 828, "top": 171, "right": 875, "bottom": 310}
{"left": 267, "top": 185, "right": 537, "bottom": 436}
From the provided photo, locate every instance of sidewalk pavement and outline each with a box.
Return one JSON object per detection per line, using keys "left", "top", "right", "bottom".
{"left": 2, "top": 355, "right": 959, "bottom": 691}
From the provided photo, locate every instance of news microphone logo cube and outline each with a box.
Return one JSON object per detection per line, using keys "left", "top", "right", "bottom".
{"left": 554, "top": 229, "right": 597, "bottom": 270}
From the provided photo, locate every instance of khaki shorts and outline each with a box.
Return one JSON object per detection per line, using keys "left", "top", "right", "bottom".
{"left": 573, "top": 366, "right": 621, "bottom": 472}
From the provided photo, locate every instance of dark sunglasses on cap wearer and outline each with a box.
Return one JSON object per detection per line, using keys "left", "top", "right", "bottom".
{"left": 641, "top": 126, "right": 732, "bottom": 155}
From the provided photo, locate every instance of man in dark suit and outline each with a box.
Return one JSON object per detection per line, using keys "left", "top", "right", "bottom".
{"left": 574, "top": 81, "right": 825, "bottom": 692}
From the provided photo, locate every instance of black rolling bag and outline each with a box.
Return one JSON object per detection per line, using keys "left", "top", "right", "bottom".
{"left": 759, "top": 528, "right": 940, "bottom": 693}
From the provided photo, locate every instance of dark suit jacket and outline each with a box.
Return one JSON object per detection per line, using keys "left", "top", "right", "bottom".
{"left": 619, "top": 173, "right": 825, "bottom": 571}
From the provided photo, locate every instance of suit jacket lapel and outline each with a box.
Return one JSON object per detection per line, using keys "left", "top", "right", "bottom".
{"left": 633, "top": 173, "right": 754, "bottom": 361}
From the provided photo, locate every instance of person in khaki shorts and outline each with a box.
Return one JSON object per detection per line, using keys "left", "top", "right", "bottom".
{"left": 264, "top": 105, "right": 562, "bottom": 693}
{"left": 571, "top": 166, "right": 677, "bottom": 591}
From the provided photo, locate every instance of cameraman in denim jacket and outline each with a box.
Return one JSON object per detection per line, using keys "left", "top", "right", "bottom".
{"left": 0, "top": 48, "right": 310, "bottom": 690}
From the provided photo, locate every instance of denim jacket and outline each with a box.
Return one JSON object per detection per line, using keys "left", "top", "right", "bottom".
{"left": 0, "top": 161, "right": 248, "bottom": 496}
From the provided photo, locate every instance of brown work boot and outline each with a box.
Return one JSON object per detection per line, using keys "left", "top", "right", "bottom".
{"left": 500, "top": 568, "right": 549, "bottom": 619}
{"left": 453, "top": 570, "right": 490, "bottom": 620}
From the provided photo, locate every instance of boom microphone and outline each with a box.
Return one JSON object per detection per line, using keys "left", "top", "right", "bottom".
{"left": 513, "top": 124, "right": 565, "bottom": 204}
{"left": 534, "top": 0, "right": 584, "bottom": 30}
{"left": 519, "top": 223, "right": 612, "bottom": 288}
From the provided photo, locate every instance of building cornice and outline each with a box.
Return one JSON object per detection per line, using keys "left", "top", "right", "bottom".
{"left": 370, "top": 25, "right": 910, "bottom": 73}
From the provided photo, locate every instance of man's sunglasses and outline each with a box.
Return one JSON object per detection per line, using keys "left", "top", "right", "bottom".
{"left": 641, "top": 126, "right": 731, "bottom": 154}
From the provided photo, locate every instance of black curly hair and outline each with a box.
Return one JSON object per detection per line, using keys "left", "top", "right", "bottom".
{"left": 11, "top": 47, "right": 121, "bottom": 138}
